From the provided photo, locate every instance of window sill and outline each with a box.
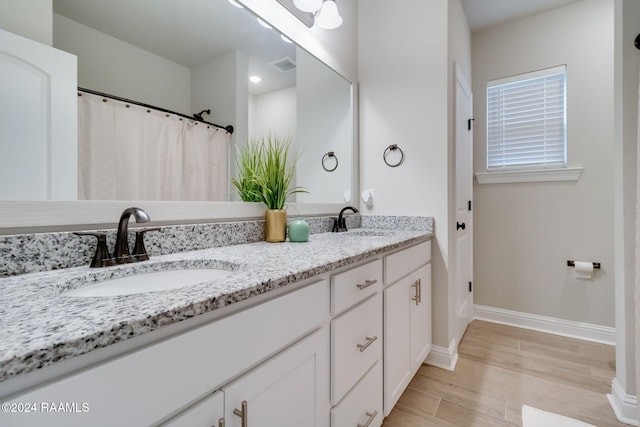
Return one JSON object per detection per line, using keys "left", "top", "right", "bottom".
{"left": 475, "top": 167, "right": 583, "bottom": 184}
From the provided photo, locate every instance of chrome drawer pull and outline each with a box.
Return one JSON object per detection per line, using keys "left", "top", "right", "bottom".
{"left": 357, "top": 336, "right": 378, "bottom": 352}
{"left": 417, "top": 278, "right": 422, "bottom": 303}
{"left": 218, "top": 418, "right": 225, "bottom": 427}
{"left": 356, "top": 279, "right": 378, "bottom": 290}
{"left": 412, "top": 280, "right": 420, "bottom": 305}
{"left": 357, "top": 410, "right": 378, "bottom": 427}
{"left": 233, "top": 401, "right": 248, "bottom": 427}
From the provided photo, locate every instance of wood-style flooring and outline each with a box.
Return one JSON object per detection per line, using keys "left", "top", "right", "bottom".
{"left": 382, "top": 320, "right": 627, "bottom": 427}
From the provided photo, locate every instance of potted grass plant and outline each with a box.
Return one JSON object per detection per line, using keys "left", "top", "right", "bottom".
{"left": 233, "top": 134, "right": 306, "bottom": 242}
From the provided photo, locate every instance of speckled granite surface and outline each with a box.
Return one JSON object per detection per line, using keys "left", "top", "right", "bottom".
{"left": 0, "top": 215, "right": 361, "bottom": 277}
{"left": 0, "top": 217, "right": 432, "bottom": 383}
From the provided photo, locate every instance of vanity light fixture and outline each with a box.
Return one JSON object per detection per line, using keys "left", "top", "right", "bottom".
{"left": 314, "top": 0, "right": 343, "bottom": 29}
{"left": 249, "top": 75, "right": 262, "bottom": 84}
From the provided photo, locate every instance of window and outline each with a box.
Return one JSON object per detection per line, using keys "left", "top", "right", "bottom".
{"left": 486, "top": 65, "right": 566, "bottom": 171}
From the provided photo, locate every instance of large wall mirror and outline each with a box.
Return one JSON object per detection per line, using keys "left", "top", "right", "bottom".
{"left": 0, "top": 0, "right": 354, "bottom": 227}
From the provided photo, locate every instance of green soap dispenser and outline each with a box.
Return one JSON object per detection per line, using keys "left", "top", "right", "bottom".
{"left": 288, "top": 218, "right": 310, "bottom": 242}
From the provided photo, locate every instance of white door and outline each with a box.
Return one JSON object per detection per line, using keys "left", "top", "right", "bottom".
{"left": 223, "top": 328, "right": 328, "bottom": 427}
{"left": 0, "top": 28, "right": 77, "bottom": 200}
{"left": 454, "top": 64, "right": 473, "bottom": 343}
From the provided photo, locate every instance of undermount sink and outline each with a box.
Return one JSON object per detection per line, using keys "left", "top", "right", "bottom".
{"left": 64, "top": 268, "right": 234, "bottom": 297}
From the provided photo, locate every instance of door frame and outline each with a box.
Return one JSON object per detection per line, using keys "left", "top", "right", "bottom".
{"left": 452, "top": 62, "right": 474, "bottom": 345}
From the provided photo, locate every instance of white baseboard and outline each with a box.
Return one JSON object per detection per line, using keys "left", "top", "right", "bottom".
{"left": 607, "top": 378, "right": 639, "bottom": 426}
{"left": 473, "top": 305, "right": 616, "bottom": 345}
{"left": 425, "top": 338, "right": 458, "bottom": 371}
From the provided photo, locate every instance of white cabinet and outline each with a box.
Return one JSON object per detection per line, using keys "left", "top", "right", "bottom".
{"left": 162, "top": 391, "right": 224, "bottom": 427}
{"left": 223, "top": 328, "right": 329, "bottom": 427}
{"left": 3, "top": 280, "right": 329, "bottom": 427}
{"left": 329, "top": 259, "right": 383, "bottom": 427}
{"left": 1, "top": 238, "right": 431, "bottom": 427}
{"left": 383, "top": 242, "right": 432, "bottom": 416}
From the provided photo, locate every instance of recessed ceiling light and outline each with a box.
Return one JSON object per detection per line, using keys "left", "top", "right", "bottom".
{"left": 228, "top": 0, "right": 244, "bottom": 8}
{"left": 281, "top": 35, "right": 293, "bottom": 44}
{"left": 249, "top": 75, "right": 262, "bottom": 83}
{"left": 257, "top": 18, "right": 272, "bottom": 29}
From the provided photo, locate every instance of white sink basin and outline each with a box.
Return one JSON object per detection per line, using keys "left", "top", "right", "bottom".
{"left": 64, "top": 268, "right": 233, "bottom": 297}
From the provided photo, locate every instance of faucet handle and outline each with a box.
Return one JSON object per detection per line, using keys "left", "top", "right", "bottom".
{"left": 74, "top": 232, "right": 116, "bottom": 268}
{"left": 132, "top": 227, "right": 160, "bottom": 262}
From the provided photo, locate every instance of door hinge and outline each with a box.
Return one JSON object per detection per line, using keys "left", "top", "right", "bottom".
{"left": 467, "top": 118, "right": 475, "bottom": 131}
{"left": 468, "top": 281, "right": 473, "bottom": 292}
{"left": 468, "top": 200, "right": 472, "bottom": 211}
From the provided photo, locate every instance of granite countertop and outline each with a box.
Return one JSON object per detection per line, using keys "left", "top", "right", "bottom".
{"left": 0, "top": 228, "right": 431, "bottom": 384}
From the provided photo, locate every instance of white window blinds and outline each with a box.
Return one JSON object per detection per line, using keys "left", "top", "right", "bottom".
{"left": 486, "top": 65, "right": 566, "bottom": 170}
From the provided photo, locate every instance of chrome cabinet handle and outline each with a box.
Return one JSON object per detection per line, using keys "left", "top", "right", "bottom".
{"left": 218, "top": 418, "right": 225, "bottom": 427}
{"left": 233, "top": 401, "right": 247, "bottom": 427}
{"left": 356, "top": 279, "right": 377, "bottom": 290}
{"left": 357, "top": 336, "right": 378, "bottom": 352}
{"left": 411, "top": 279, "right": 420, "bottom": 305}
{"left": 357, "top": 410, "right": 378, "bottom": 427}
{"left": 417, "top": 278, "right": 422, "bottom": 303}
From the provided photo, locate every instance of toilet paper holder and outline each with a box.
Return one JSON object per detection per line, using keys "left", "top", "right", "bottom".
{"left": 567, "top": 260, "right": 601, "bottom": 269}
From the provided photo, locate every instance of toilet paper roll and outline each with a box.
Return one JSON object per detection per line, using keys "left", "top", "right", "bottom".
{"left": 574, "top": 261, "right": 593, "bottom": 280}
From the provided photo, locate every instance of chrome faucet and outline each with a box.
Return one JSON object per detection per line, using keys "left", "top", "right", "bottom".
{"left": 333, "top": 206, "right": 359, "bottom": 232}
{"left": 114, "top": 207, "right": 151, "bottom": 263}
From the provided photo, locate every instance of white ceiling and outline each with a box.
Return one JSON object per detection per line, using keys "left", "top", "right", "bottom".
{"left": 461, "top": 0, "right": 583, "bottom": 31}
{"left": 52, "top": 0, "right": 297, "bottom": 95}
{"left": 52, "top": 0, "right": 586, "bottom": 96}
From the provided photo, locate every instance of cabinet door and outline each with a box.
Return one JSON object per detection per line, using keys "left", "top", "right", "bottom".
{"left": 162, "top": 390, "right": 224, "bottom": 427}
{"left": 223, "top": 328, "right": 329, "bottom": 427}
{"left": 410, "top": 264, "right": 432, "bottom": 368}
{"left": 383, "top": 276, "right": 412, "bottom": 416}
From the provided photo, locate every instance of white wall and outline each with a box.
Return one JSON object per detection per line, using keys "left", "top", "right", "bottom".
{"left": 296, "top": 48, "right": 352, "bottom": 204}
{"left": 0, "top": 0, "right": 52, "bottom": 46}
{"left": 358, "top": 0, "right": 470, "bottom": 349}
{"left": 472, "top": 1, "right": 615, "bottom": 328}
{"left": 53, "top": 13, "right": 191, "bottom": 114}
{"left": 249, "top": 86, "right": 296, "bottom": 141}
{"left": 615, "top": 0, "right": 640, "bottom": 408}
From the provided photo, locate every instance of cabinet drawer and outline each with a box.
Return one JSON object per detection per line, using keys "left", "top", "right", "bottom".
{"left": 331, "top": 293, "right": 382, "bottom": 404}
{"left": 331, "top": 361, "right": 383, "bottom": 427}
{"left": 384, "top": 241, "right": 431, "bottom": 285}
{"left": 331, "top": 259, "right": 382, "bottom": 315}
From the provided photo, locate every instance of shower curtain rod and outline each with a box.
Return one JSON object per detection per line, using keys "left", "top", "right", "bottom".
{"left": 77, "top": 87, "right": 234, "bottom": 134}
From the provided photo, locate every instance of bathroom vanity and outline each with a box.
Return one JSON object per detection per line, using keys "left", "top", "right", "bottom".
{"left": 0, "top": 228, "right": 431, "bottom": 427}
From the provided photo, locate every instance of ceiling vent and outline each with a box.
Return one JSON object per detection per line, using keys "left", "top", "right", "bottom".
{"left": 270, "top": 57, "right": 296, "bottom": 72}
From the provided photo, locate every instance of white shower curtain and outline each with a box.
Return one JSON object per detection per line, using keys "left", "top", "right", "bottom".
{"left": 77, "top": 91, "right": 229, "bottom": 201}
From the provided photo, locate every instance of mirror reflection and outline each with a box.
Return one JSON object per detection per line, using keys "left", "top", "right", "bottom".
{"left": 18, "top": 0, "right": 352, "bottom": 203}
